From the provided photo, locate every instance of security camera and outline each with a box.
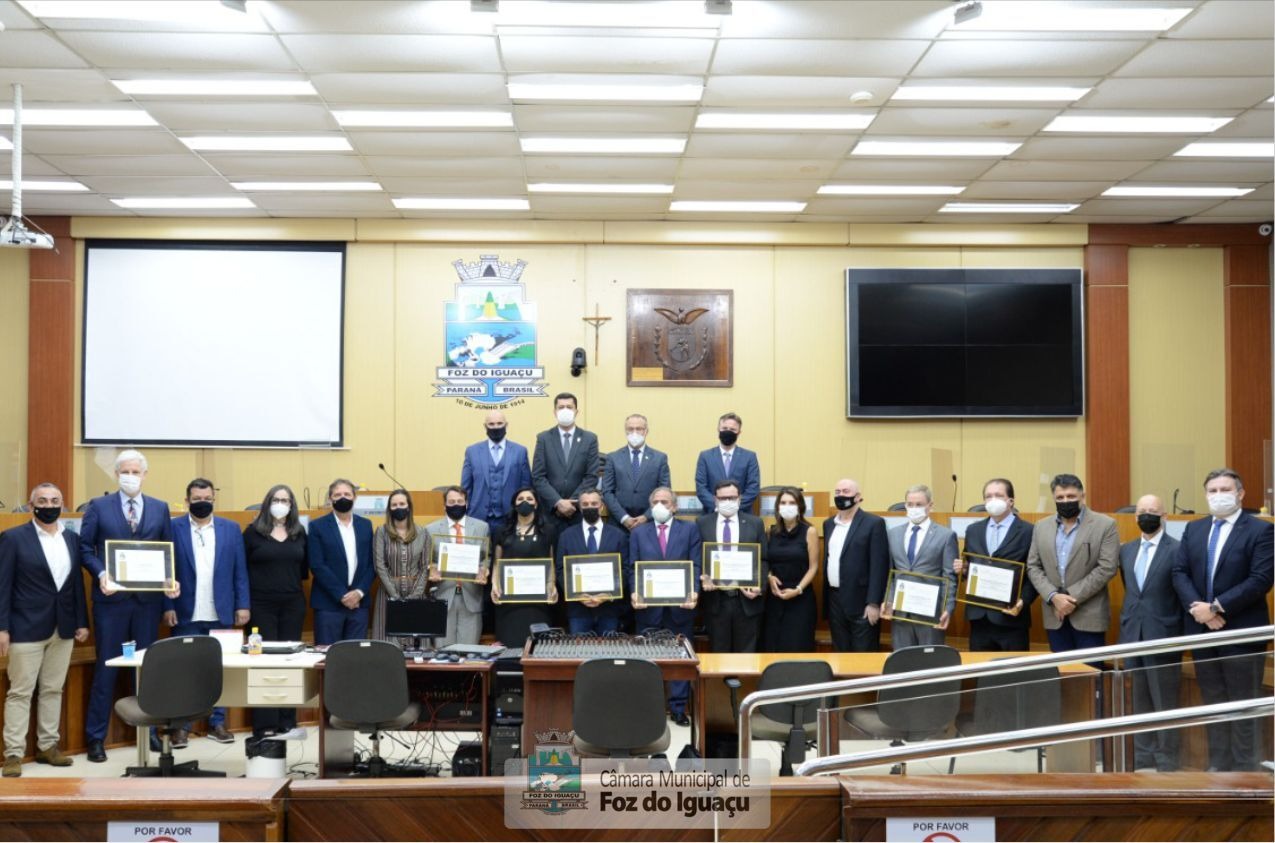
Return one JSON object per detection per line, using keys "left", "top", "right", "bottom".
{"left": 570, "top": 347, "right": 587, "bottom": 377}
{"left": 1259, "top": 223, "right": 1272, "bottom": 237}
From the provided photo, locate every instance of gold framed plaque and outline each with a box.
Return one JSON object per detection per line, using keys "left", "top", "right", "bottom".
{"left": 105, "top": 540, "right": 176, "bottom": 592}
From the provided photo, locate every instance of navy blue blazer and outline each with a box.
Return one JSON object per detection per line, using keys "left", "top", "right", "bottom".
{"left": 694, "top": 446, "right": 761, "bottom": 513}
{"left": 601, "top": 445, "right": 671, "bottom": 528}
{"left": 78, "top": 492, "right": 173, "bottom": 605}
{"left": 1118, "top": 533, "right": 1183, "bottom": 644}
{"left": 1172, "top": 512, "right": 1273, "bottom": 634}
{"left": 555, "top": 520, "right": 630, "bottom": 620}
{"left": 628, "top": 518, "right": 702, "bottom": 630}
{"left": 165, "top": 515, "right": 250, "bottom": 627}
{"left": 307, "top": 513, "right": 375, "bottom": 612}
{"left": 961, "top": 515, "right": 1037, "bottom": 628}
{"left": 461, "top": 438, "right": 532, "bottom": 523}
{"left": 0, "top": 522, "right": 87, "bottom": 642}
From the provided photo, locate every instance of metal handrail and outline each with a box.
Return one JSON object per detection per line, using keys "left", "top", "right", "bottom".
{"left": 737, "top": 624, "right": 1274, "bottom": 762}
{"left": 795, "top": 697, "right": 1273, "bottom": 776}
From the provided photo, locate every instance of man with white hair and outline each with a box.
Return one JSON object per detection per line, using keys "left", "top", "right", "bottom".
{"left": 79, "top": 449, "right": 175, "bottom": 763}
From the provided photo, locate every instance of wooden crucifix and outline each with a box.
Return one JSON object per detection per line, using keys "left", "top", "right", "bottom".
{"left": 582, "top": 303, "right": 612, "bottom": 363}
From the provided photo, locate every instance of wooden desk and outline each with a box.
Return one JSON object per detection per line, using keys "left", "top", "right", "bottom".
{"left": 699, "top": 652, "right": 1099, "bottom": 772}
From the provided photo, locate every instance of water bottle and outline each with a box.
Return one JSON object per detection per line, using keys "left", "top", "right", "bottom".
{"left": 247, "top": 626, "right": 263, "bottom": 655}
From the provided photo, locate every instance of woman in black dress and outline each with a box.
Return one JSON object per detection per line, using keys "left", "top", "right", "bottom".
{"left": 762, "top": 487, "right": 819, "bottom": 652}
{"left": 490, "top": 486, "right": 558, "bottom": 646}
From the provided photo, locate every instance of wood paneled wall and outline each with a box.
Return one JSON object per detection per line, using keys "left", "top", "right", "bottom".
{"left": 1083, "top": 243, "right": 1131, "bottom": 512}
{"left": 26, "top": 216, "right": 75, "bottom": 505}
{"left": 1223, "top": 243, "right": 1272, "bottom": 503}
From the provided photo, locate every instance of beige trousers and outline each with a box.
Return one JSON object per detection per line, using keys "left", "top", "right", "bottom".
{"left": 4, "top": 633, "right": 74, "bottom": 757}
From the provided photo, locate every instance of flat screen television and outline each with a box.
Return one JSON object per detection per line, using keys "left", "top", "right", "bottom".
{"left": 845, "top": 268, "right": 1084, "bottom": 418}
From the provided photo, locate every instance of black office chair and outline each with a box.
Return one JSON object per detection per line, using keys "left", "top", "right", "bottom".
{"left": 324, "top": 640, "right": 421, "bottom": 777}
{"left": 11, "top": 503, "right": 29, "bottom": 513}
{"left": 967, "top": 503, "right": 987, "bottom": 513}
{"left": 572, "top": 658, "right": 671, "bottom": 759}
{"left": 244, "top": 503, "right": 262, "bottom": 511}
{"left": 844, "top": 645, "right": 962, "bottom": 774}
{"left": 75, "top": 501, "right": 93, "bottom": 513}
{"left": 948, "top": 665, "right": 1062, "bottom": 773}
{"left": 746, "top": 661, "right": 834, "bottom": 776}
{"left": 887, "top": 502, "right": 907, "bottom": 512}
{"left": 1114, "top": 505, "right": 1137, "bottom": 514}
{"left": 114, "top": 636, "right": 225, "bottom": 777}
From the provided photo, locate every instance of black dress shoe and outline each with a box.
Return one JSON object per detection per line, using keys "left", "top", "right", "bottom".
{"left": 672, "top": 712, "right": 691, "bottom": 728}
{"left": 87, "top": 740, "right": 106, "bottom": 763}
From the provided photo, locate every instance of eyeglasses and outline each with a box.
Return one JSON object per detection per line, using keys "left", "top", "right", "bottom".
{"left": 270, "top": 498, "right": 291, "bottom": 505}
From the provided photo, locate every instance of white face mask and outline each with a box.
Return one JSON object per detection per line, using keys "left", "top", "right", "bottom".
{"left": 651, "top": 503, "right": 673, "bottom": 524}
{"left": 906, "top": 506, "right": 928, "bottom": 524}
{"left": 556, "top": 408, "right": 576, "bottom": 427}
{"left": 118, "top": 474, "right": 142, "bottom": 496}
{"left": 777, "top": 504, "right": 799, "bottom": 521}
{"left": 984, "top": 498, "right": 1010, "bottom": 518}
{"left": 1207, "top": 492, "right": 1238, "bottom": 517}
{"left": 717, "top": 500, "right": 740, "bottom": 518}
{"left": 269, "top": 502, "right": 291, "bottom": 520}
{"left": 626, "top": 432, "right": 645, "bottom": 449}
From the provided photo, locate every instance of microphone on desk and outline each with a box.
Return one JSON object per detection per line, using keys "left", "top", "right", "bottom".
{"left": 379, "top": 462, "right": 407, "bottom": 491}
{"left": 1172, "top": 488, "right": 1195, "bottom": 515}
{"left": 950, "top": 474, "right": 958, "bottom": 512}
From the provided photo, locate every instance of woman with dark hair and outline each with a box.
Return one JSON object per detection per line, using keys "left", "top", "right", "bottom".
{"left": 243, "top": 483, "right": 309, "bottom": 737}
{"left": 371, "top": 489, "right": 429, "bottom": 647}
{"left": 490, "top": 486, "right": 558, "bottom": 646}
{"left": 762, "top": 487, "right": 819, "bottom": 652}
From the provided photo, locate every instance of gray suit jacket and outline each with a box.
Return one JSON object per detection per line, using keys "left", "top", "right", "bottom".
{"left": 1118, "top": 532, "right": 1183, "bottom": 644}
{"left": 424, "top": 515, "right": 490, "bottom": 614}
{"left": 531, "top": 426, "right": 600, "bottom": 509}
{"left": 601, "top": 445, "right": 671, "bottom": 528}
{"left": 886, "top": 521, "right": 959, "bottom": 614}
{"left": 1027, "top": 508, "right": 1120, "bottom": 632}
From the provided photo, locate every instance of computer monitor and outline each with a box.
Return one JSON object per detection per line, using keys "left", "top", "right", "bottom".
{"left": 384, "top": 599, "right": 448, "bottom": 643}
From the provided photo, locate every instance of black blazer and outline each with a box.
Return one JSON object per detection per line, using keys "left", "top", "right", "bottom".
{"left": 1118, "top": 533, "right": 1183, "bottom": 644}
{"left": 961, "top": 515, "right": 1037, "bottom": 628}
{"left": 1173, "top": 512, "right": 1273, "bottom": 635}
{"left": 696, "top": 512, "right": 769, "bottom": 618}
{"left": 531, "top": 426, "right": 600, "bottom": 508}
{"left": 0, "top": 523, "right": 88, "bottom": 642}
{"left": 821, "top": 510, "right": 889, "bottom": 618}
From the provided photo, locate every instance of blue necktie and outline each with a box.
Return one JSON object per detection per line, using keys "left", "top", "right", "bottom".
{"left": 1134, "top": 540, "right": 1151, "bottom": 590}
{"left": 491, "top": 444, "right": 502, "bottom": 465}
{"left": 722, "top": 451, "right": 732, "bottom": 475}
{"left": 907, "top": 525, "right": 919, "bottom": 565}
{"left": 1206, "top": 518, "right": 1225, "bottom": 600}
{"left": 987, "top": 521, "right": 1002, "bottom": 555}
{"left": 631, "top": 449, "right": 641, "bottom": 480}
{"left": 587, "top": 526, "right": 598, "bottom": 554}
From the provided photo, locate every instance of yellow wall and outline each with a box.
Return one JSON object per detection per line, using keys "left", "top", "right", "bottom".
{"left": 0, "top": 249, "right": 28, "bottom": 509}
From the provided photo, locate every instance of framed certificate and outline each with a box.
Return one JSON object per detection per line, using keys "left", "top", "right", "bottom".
{"left": 496, "top": 558, "right": 553, "bottom": 603}
{"left": 958, "top": 552, "right": 1025, "bottom": 611}
{"left": 634, "top": 560, "right": 693, "bottom": 606}
{"left": 702, "top": 542, "right": 762, "bottom": 589}
{"left": 563, "top": 553, "right": 623, "bottom": 602}
{"left": 885, "top": 569, "right": 949, "bottom": 626}
{"left": 105, "top": 540, "right": 176, "bottom": 592}
{"left": 430, "top": 533, "right": 489, "bottom": 582}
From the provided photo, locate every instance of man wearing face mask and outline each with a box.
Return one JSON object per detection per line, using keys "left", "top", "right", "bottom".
{"left": 554, "top": 489, "right": 628, "bottom": 634}
{"left": 696, "top": 480, "right": 769, "bottom": 653}
{"left": 426, "top": 486, "right": 491, "bottom": 647}
{"left": 163, "top": 478, "right": 249, "bottom": 746}
{"left": 882, "top": 485, "right": 959, "bottom": 649}
{"left": 1117, "top": 494, "right": 1182, "bottom": 772}
{"left": 822, "top": 478, "right": 889, "bottom": 652}
{"left": 954, "top": 478, "right": 1037, "bottom": 651}
{"left": 628, "top": 487, "right": 701, "bottom": 726}
{"left": 1026, "top": 474, "right": 1119, "bottom": 654}
{"left": 1172, "top": 468, "right": 1273, "bottom": 772}
{"left": 79, "top": 448, "right": 175, "bottom": 763}
{"left": 532, "top": 392, "right": 600, "bottom": 524}
{"left": 308, "top": 478, "right": 374, "bottom": 646}
{"left": 1, "top": 484, "right": 87, "bottom": 777}
{"left": 694, "top": 412, "right": 761, "bottom": 515}
{"left": 462, "top": 410, "right": 531, "bottom": 526}
{"left": 601, "top": 414, "right": 670, "bottom": 531}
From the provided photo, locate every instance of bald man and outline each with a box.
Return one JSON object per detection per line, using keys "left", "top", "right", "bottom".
{"left": 822, "top": 478, "right": 889, "bottom": 652}
{"left": 461, "top": 410, "right": 532, "bottom": 525}
{"left": 1118, "top": 494, "right": 1183, "bottom": 771}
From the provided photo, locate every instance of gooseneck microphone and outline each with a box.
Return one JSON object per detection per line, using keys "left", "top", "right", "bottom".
{"left": 303, "top": 487, "right": 312, "bottom": 510}
{"left": 378, "top": 462, "right": 407, "bottom": 490}
{"left": 1172, "top": 488, "right": 1195, "bottom": 515}
{"left": 950, "top": 474, "right": 958, "bottom": 512}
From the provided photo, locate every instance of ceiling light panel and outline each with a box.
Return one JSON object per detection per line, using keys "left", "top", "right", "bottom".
{"left": 818, "top": 185, "right": 965, "bottom": 196}
{"left": 670, "top": 201, "right": 807, "bottom": 212}
{"left": 1102, "top": 186, "right": 1254, "bottom": 197}
{"left": 507, "top": 82, "right": 703, "bottom": 102}
{"left": 1175, "top": 141, "right": 1274, "bottom": 157}
{"left": 230, "top": 181, "right": 382, "bottom": 191}
{"left": 112, "top": 197, "right": 256, "bottom": 209}
{"left": 111, "top": 79, "right": 316, "bottom": 96}
{"left": 393, "top": 197, "right": 530, "bottom": 210}
{"left": 491, "top": 1, "right": 722, "bottom": 28}
{"left": 695, "top": 113, "right": 875, "bottom": 130}
{"left": 940, "top": 201, "right": 1079, "bottom": 213}
{"left": 520, "top": 137, "right": 686, "bottom": 154}
{"left": 0, "top": 108, "right": 156, "bottom": 126}
{"left": 333, "top": 110, "right": 513, "bottom": 128}
{"left": 1045, "top": 115, "right": 1234, "bottom": 133}
{"left": 180, "top": 136, "right": 352, "bottom": 151}
{"left": 0, "top": 179, "right": 89, "bottom": 191}
{"left": 528, "top": 183, "right": 674, "bottom": 194}
{"left": 948, "top": 2, "right": 1192, "bottom": 32}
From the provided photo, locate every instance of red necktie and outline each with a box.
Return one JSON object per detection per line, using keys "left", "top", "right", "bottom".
{"left": 658, "top": 523, "right": 668, "bottom": 555}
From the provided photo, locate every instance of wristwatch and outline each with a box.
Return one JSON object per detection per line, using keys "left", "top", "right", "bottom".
{"left": 1211, "top": 599, "right": 1225, "bottom": 615}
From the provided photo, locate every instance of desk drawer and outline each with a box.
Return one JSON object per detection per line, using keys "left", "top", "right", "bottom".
{"left": 247, "top": 668, "right": 306, "bottom": 689}
{"left": 247, "top": 685, "right": 311, "bottom": 705}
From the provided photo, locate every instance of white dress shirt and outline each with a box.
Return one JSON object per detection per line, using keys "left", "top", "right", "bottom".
{"left": 337, "top": 517, "right": 358, "bottom": 588}
{"left": 826, "top": 516, "right": 853, "bottom": 588}
{"left": 190, "top": 517, "right": 218, "bottom": 622}
{"left": 1209, "top": 509, "right": 1241, "bottom": 571}
{"left": 582, "top": 520, "right": 605, "bottom": 546}
{"left": 35, "top": 521, "right": 71, "bottom": 591}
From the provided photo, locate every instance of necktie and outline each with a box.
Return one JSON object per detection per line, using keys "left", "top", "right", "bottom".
{"left": 562, "top": 432, "right": 572, "bottom": 461}
{"left": 453, "top": 521, "right": 463, "bottom": 541}
{"left": 127, "top": 498, "right": 138, "bottom": 536}
{"left": 907, "top": 525, "right": 920, "bottom": 565}
{"left": 492, "top": 444, "right": 502, "bottom": 465}
{"left": 723, "top": 517, "right": 732, "bottom": 545}
{"left": 988, "top": 522, "right": 1002, "bottom": 555}
{"left": 658, "top": 523, "right": 668, "bottom": 555}
{"left": 722, "top": 451, "right": 732, "bottom": 475}
{"left": 631, "top": 449, "right": 641, "bottom": 479}
{"left": 587, "top": 526, "right": 598, "bottom": 554}
{"left": 1134, "top": 540, "right": 1152, "bottom": 589}
{"left": 1206, "top": 518, "right": 1224, "bottom": 600}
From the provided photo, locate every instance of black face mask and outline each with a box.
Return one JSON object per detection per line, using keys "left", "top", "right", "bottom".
{"left": 1055, "top": 500, "right": 1081, "bottom": 519}
{"left": 33, "top": 506, "right": 61, "bottom": 525}
{"left": 834, "top": 495, "right": 859, "bottom": 511}
{"left": 486, "top": 426, "right": 507, "bottom": 442}
{"left": 331, "top": 497, "right": 355, "bottom": 514}
{"left": 445, "top": 504, "right": 467, "bottom": 522}
{"left": 188, "top": 500, "right": 214, "bottom": 519}
{"left": 718, "top": 429, "right": 738, "bottom": 447}
{"left": 390, "top": 507, "right": 411, "bottom": 522}
{"left": 1136, "top": 513, "right": 1162, "bottom": 535}
{"left": 515, "top": 501, "right": 536, "bottom": 517}
{"left": 581, "top": 507, "right": 601, "bottom": 524}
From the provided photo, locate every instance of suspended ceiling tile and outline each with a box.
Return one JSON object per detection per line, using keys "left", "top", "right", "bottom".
{"left": 913, "top": 39, "right": 1146, "bottom": 78}
{"left": 141, "top": 102, "right": 339, "bottom": 132}
{"left": 19, "top": 129, "right": 188, "bottom": 155}
{"left": 0, "top": 31, "right": 90, "bottom": 68}
{"left": 1082, "top": 77, "right": 1273, "bottom": 109}
{"left": 830, "top": 158, "right": 997, "bottom": 180}
{"left": 39, "top": 154, "right": 218, "bottom": 176}
{"left": 522, "top": 156, "right": 680, "bottom": 180}
{"left": 58, "top": 32, "right": 295, "bottom": 71}
{"left": 365, "top": 156, "right": 527, "bottom": 178}
{"left": 279, "top": 34, "right": 501, "bottom": 72}
{"left": 499, "top": 35, "right": 715, "bottom": 74}
{"left": 702, "top": 76, "right": 901, "bottom": 107}
{"left": 0, "top": 69, "right": 125, "bottom": 102}
{"left": 677, "top": 158, "right": 838, "bottom": 180}
{"left": 1128, "top": 159, "right": 1275, "bottom": 181}
{"left": 311, "top": 72, "right": 509, "bottom": 105}
{"left": 719, "top": 0, "right": 951, "bottom": 39}
{"left": 528, "top": 196, "right": 671, "bottom": 214}
{"left": 685, "top": 133, "right": 856, "bottom": 158}
{"left": 345, "top": 131, "right": 519, "bottom": 156}
{"left": 1114, "top": 39, "right": 1274, "bottom": 77}
{"left": 512, "top": 104, "right": 696, "bottom": 133}
{"left": 1014, "top": 136, "right": 1191, "bottom": 160}
{"left": 711, "top": 39, "right": 929, "bottom": 76}
{"left": 199, "top": 154, "right": 370, "bottom": 178}
{"left": 77, "top": 176, "right": 235, "bottom": 194}
{"left": 868, "top": 106, "right": 1060, "bottom": 136}
{"left": 979, "top": 158, "right": 1155, "bottom": 181}
{"left": 672, "top": 179, "right": 825, "bottom": 199}
{"left": 1167, "top": 1, "right": 1275, "bottom": 39}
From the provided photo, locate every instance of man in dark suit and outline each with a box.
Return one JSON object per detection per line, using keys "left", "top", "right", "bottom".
{"left": 955, "top": 478, "right": 1037, "bottom": 651}
{"left": 162, "top": 478, "right": 249, "bottom": 746}
{"left": 308, "top": 478, "right": 374, "bottom": 645}
{"left": 461, "top": 410, "right": 531, "bottom": 525}
{"left": 628, "top": 487, "right": 701, "bottom": 726}
{"left": 531, "top": 392, "right": 600, "bottom": 525}
{"left": 555, "top": 490, "right": 629, "bottom": 635}
{"left": 696, "top": 479, "right": 768, "bottom": 653}
{"left": 79, "top": 448, "right": 175, "bottom": 763}
{"left": 1118, "top": 493, "right": 1183, "bottom": 772}
{"left": 0, "top": 483, "right": 88, "bottom": 776}
{"left": 1172, "top": 468, "right": 1273, "bottom": 771}
{"left": 694, "top": 412, "right": 761, "bottom": 514}
{"left": 601, "top": 413, "right": 670, "bottom": 531}
{"left": 822, "top": 477, "right": 889, "bottom": 652}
